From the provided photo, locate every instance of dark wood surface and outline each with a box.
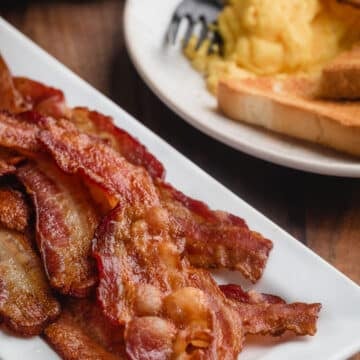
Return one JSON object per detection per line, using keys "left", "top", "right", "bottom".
{"left": 1, "top": 1, "right": 359, "bottom": 359}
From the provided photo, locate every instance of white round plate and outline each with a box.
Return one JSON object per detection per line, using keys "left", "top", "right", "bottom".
{"left": 124, "top": 0, "right": 360, "bottom": 177}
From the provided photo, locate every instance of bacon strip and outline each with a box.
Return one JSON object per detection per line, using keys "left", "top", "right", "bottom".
{"left": 17, "top": 159, "right": 99, "bottom": 297}
{"left": 44, "top": 298, "right": 125, "bottom": 360}
{"left": 0, "top": 226, "right": 60, "bottom": 336}
{"left": 14, "top": 77, "right": 68, "bottom": 119}
{"left": 220, "top": 284, "right": 321, "bottom": 336}
{"left": 39, "top": 119, "right": 159, "bottom": 206}
{"left": 0, "top": 188, "right": 29, "bottom": 233}
{"left": 39, "top": 119, "right": 272, "bottom": 282}
{"left": 235, "top": 302, "right": 321, "bottom": 336}
{"left": 0, "top": 56, "right": 28, "bottom": 113}
{"left": 71, "top": 107, "right": 165, "bottom": 179}
{"left": 93, "top": 203, "right": 244, "bottom": 359}
{"left": 158, "top": 182, "right": 273, "bottom": 282}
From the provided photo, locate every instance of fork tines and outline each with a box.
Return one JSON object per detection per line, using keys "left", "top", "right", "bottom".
{"left": 166, "top": 0, "right": 222, "bottom": 51}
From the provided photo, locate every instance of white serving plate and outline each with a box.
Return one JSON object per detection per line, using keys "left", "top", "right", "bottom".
{"left": 124, "top": 0, "right": 360, "bottom": 178}
{"left": 0, "top": 17, "right": 359, "bottom": 360}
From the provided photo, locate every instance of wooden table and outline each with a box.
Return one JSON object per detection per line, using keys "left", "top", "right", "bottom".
{"left": 2, "top": 1, "right": 359, "bottom": 359}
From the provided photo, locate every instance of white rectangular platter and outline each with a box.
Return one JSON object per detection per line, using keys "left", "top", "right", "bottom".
{"left": 0, "top": 17, "right": 359, "bottom": 360}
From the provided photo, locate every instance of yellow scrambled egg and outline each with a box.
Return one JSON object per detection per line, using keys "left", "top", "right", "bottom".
{"left": 185, "top": 0, "right": 360, "bottom": 93}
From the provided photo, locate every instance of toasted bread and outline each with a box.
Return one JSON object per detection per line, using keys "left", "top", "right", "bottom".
{"left": 218, "top": 77, "right": 360, "bottom": 156}
{"left": 319, "top": 45, "right": 360, "bottom": 100}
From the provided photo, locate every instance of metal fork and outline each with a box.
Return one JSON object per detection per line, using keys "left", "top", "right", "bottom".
{"left": 166, "top": 0, "right": 223, "bottom": 51}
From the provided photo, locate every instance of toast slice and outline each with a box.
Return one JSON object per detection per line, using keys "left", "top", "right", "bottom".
{"left": 319, "top": 45, "right": 360, "bottom": 100}
{"left": 218, "top": 77, "right": 360, "bottom": 156}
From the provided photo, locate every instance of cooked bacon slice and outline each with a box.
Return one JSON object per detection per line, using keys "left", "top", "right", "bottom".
{"left": 220, "top": 284, "right": 321, "bottom": 336}
{"left": 0, "top": 56, "right": 28, "bottom": 113}
{"left": 71, "top": 107, "right": 165, "bottom": 179}
{"left": 14, "top": 77, "right": 69, "bottom": 119}
{"left": 158, "top": 182, "right": 273, "bottom": 282}
{"left": 235, "top": 302, "right": 321, "bottom": 336}
{"left": 93, "top": 203, "right": 244, "bottom": 359}
{"left": 17, "top": 159, "right": 99, "bottom": 297}
{"left": 0, "top": 112, "right": 41, "bottom": 154}
{"left": 39, "top": 119, "right": 159, "bottom": 206}
{"left": 44, "top": 298, "right": 125, "bottom": 360}
{"left": 0, "top": 227, "right": 60, "bottom": 336}
{"left": 0, "top": 188, "right": 29, "bottom": 232}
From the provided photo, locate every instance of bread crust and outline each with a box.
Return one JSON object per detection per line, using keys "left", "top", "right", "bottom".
{"left": 319, "top": 46, "right": 360, "bottom": 100}
{"left": 218, "top": 77, "right": 360, "bottom": 157}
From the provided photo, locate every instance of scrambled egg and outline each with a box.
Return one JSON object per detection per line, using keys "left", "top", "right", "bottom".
{"left": 185, "top": 0, "right": 360, "bottom": 93}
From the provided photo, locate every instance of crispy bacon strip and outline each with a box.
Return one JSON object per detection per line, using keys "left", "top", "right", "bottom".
{"left": 158, "top": 182, "right": 273, "bottom": 282}
{"left": 17, "top": 159, "right": 99, "bottom": 297}
{"left": 235, "top": 302, "right": 321, "bottom": 336}
{"left": 0, "top": 189, "right": 29, "bottom": 232}
{"left": 0, "top": 56, "right": 28, "bottom": 113}
{"left": 44, "top": 298, "right": 125, "bottom": 360}
{"left": 39, "top": 119, "right": 159, "bottom": 206}
{"left": 0, "top": 226, "right": 60, "bottom": 336}
{"left": 220, "top": 284, "right": 321, "bottom": 336}
{"left": 94, "top": 203, "right": 244, "bottom": 359}
{"left": 71, "top": 107, "right": 165, "bottom": 179}
{"left": 39, "top": 119, "right": 272, "bottom": 282}
{"left": 14, "top": 77, "right": 69, "bottom": 119}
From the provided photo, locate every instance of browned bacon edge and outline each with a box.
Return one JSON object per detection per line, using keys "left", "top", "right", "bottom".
{"left": 0, "top": 227, "right": 60, "bottom": 336}
{"left": 220, "top": 284, "right": 285, "bottom": 305}
{"left": 14, "top": 77, "right": 69, "bottom": 119}
{"left": 44, "top": 298, "right": 125, "bottom": 360}
{"left": 71, "top": 107, "right": 165, "bottom": 180}
{"left": 0, "top": 56, "right": 28, "bottom": 113}
{"left": 220, "top": 284, "right": 321, "bottom": 336}
{"left": 17, "top": 160, "right": 99, "bottom": 298}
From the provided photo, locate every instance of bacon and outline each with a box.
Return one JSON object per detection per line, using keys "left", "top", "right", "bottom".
{"left": 14, "top": 77, "right": 69, "bottom": 119}
{"left": 0, "top": 111, "right": 41, "bottom": 154}
{"left": 235, "top": 302, "right": 321, "bottom": 336}
{"left": 71, "top": 107, "right": 165, "bottom": 179}
{"left": 93, "top": 203, "right": 244, "bottom": 359}
{"left": 125, "top": 317, "right": 176, "bottom": 360}
{"left": 17, "top": 159, "right": 100, "bottom": 297}
{"left": 39, "top": 119, "right": 272, "bottom": 282}
{"left": 158, "top": 182, "right": 273, "bottom": 282}
{"left": 44, "top": 298, "right": 125, "bottom": 360}
{"left": 0, "top": 188, "right": 29, "bottom": 233}
{"left": 0, "top": 226, "right": 60, "bottom": 336}
{"left": 39, "top": 119, "right": 159, "bottom": 206}
{"left": 0, "top": 148, "right": 25, "bottom": 176}
{"left": 0, "top": 56, "right": 28, "bottom": 113}
{"left": 220, "top": 284, "right": 285, "bottom": 305}
{"left": 220, "top": 284, "right": 321, "bottom": 336}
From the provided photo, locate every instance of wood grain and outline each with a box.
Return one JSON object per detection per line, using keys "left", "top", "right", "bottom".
{"left": 1, "top": 1, "right": 359, "bottom": 359}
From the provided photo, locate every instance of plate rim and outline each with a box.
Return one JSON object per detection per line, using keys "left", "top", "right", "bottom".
{"left": 123, "top": 0, "right": 360, "bottom": 178}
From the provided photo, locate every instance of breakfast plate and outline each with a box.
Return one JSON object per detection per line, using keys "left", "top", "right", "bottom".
{"left": 1, "top": 16, "right": 360, "bottom": 360}
{"left": 124, "top": 0, "right": 360, "bottom": 177}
